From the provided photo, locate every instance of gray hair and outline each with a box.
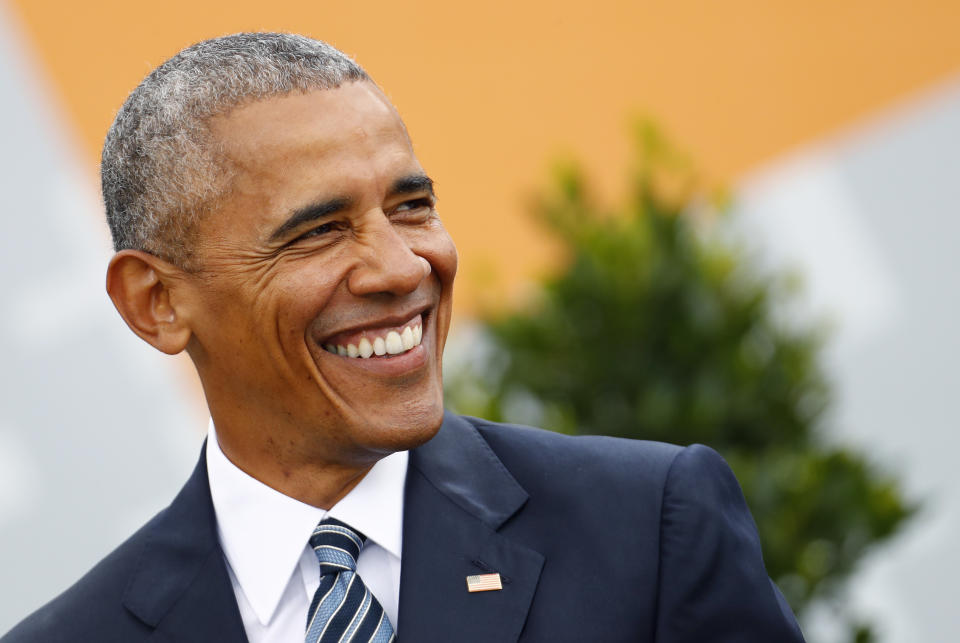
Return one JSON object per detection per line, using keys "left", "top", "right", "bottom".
{"left": 101, "top": 32, "right": 370, "bottom": 267}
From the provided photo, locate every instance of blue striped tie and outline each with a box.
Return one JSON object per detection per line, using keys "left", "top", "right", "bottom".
{"left": 305, "top": 518, "right": 397, "bottom": 643}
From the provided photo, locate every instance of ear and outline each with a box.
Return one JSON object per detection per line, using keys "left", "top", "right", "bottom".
{"left": 106, "top": 250, "right": 193, "bottom": 355}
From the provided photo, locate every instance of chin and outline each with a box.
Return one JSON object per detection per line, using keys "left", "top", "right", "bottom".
{"left": 362, "top": 396, "right": 446, "bottom": 454}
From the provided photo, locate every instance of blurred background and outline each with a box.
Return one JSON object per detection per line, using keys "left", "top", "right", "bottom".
{"left": 0, "top": 1, "right": 957, "bottom": 640}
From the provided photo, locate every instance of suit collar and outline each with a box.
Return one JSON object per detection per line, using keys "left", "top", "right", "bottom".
{"left": 122, "top": 444, "right": 248, "bottom": 642}
{"left": 399, "top": 412, "right": 544, "bottom": 642}
{"left": 408, "top": 411, "right": 529, "bottom": 528}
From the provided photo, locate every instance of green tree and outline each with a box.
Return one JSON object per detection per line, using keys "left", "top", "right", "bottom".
{"left": 445, "top": 124, "right": 914, "bottom": 641}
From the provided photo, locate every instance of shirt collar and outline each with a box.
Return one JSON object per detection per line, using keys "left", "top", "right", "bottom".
{"left": 206, "top": 420, "right": 408, "bottom": 626}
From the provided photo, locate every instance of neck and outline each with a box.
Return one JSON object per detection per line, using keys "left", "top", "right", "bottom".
{"left": 212, "top": 423, "right": 377, "bottom": 510}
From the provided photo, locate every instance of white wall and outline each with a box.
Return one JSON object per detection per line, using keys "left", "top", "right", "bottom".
{"left": 732, "top": 77, "right": 960, "bottom": 642}
{"left": 0, "top": 4, "right": 201, "bottom": 632}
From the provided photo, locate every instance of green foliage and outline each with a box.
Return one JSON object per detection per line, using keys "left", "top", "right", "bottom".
{"left": 445, "top": 123, "right": 914, "bottom": 639}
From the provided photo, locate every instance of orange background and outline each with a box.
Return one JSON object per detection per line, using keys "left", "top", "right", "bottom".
{"left": 9, "top": 0, "right": 960, "bottom": 313}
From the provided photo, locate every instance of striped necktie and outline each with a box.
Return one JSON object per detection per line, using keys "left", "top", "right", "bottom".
{"left": 305, "top": 517, "right": 397, "bottom": 643}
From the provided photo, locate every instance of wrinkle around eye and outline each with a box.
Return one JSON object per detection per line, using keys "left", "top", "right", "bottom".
{"left": 188, "top": 249, "right": 284, "bottom": 305}
{"left": 276, "top": 230, "right": 351, "bottom": 264}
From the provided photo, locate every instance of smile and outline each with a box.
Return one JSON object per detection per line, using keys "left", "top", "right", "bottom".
{"left": 322, "top": 314, "right": 424, "bottom": 359}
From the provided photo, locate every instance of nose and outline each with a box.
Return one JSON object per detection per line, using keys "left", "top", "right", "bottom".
{"left": 347, "top": 213, "right": 431, "bottom": 296}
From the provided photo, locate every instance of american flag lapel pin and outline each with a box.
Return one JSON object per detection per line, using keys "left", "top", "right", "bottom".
{"left": 466, "top": 573, "right": 503, "bottom": 592}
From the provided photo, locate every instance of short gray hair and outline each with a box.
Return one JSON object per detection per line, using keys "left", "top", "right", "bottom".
{"left": 101, "top": 32, "right": 369, "bottom": 267}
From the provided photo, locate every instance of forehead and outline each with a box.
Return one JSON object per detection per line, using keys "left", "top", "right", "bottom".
{"left": 204, "top": 81, "right": 421, "bottom": 236}
{"left": 210, "top": 81, "right": 412, "bottom": 171}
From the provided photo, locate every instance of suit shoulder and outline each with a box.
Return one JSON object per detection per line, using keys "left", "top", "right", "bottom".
{"left": 1, "top": 511, "right": 163, "bottom": 642}
{"left": 461, "top": 415, "right": 685, "bottom": 487}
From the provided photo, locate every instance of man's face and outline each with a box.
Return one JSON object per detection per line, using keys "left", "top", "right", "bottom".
{"left": 182, "top": 81, "right": 457, "bottom": 466}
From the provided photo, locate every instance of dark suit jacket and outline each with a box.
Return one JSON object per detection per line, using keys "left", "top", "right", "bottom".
{"left": 3, "top": 412, "right": 803, "bottom": 642}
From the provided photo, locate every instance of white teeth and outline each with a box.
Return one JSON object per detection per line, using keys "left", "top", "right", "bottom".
{"left": 400, "top": 326, "right": 414, "bottom": 351}
{"left": 385, "top": 331, "right": 404, "bottom": 355}
{"left": 358, "top": 337, "right": 373, "bottom": 358}
{"left": 327, "top": 322, "right": 424, "bottom": 358}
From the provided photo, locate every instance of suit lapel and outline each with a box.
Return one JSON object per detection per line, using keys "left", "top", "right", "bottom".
{"left": 399, "top": 413, "right": 544, "bottom": 642}
{"left": 122, "top": 447, "right": 248, "bottom": 642}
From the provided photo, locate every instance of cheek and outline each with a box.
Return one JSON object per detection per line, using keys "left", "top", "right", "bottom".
{"left": 274, "top": 256, "right": 360, "bottom": 345}
{"left": 192, "top": 274, "right": 266, "bottom": 340}
{"left": 423, "top": 231, "right": 457, "bottom": 353}
{"left": 419, "top": 225, "right": 458, "bottom": 286}
{"left": 276, "top": 269, "right": 343, "bottom": 336}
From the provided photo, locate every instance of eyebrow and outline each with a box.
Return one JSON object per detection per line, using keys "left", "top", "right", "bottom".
{"left": 269, "top": 196, "right": 351, "bottom": 242}
{"left": 389, "top": 173, "right": 435, "bottom": 198}
{"left": 267, "top": 173, "right": 435, "bottom": 243}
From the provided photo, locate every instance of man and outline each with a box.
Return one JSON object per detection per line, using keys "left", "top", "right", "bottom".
{"left": 3, "top": 33, "right": 803, "bottom": 642}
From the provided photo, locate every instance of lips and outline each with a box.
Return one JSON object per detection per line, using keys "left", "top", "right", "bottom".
{"left": 321, "top": 313, "right": 424, "bottom": 359}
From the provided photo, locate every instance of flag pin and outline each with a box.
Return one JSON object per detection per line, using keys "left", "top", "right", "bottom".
{"left": 466, "top": 573, "right": 503, "bottom": 592}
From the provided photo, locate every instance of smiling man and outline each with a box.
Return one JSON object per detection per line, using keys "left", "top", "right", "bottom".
{"left": 2, "top": 34, "right": 804, "bottom": 643}
{"left": 148, "top": 81, "right": 457, "bottom": 510}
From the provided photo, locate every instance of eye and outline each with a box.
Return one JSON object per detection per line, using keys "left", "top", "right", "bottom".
{"left": 397, "top": 197, "right": 433, "bottom": 210}
{"left": 294, "top": 220, "right": 345, "bottom": 243}
{"left": 394, "top": 197, "right": 435, "bottom": 218}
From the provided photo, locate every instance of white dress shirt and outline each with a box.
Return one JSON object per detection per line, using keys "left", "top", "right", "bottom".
{"left": 206, "top": 421, "right": 407, "bottom": 643}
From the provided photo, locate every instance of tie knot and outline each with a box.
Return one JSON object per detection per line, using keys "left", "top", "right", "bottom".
{"left": 309, "top": 518, "right": 366, "bottom": 575}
